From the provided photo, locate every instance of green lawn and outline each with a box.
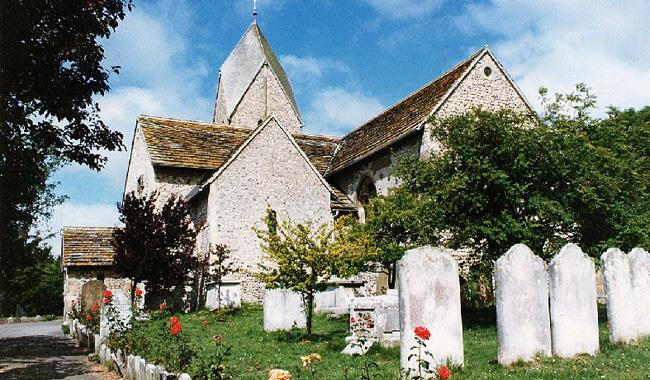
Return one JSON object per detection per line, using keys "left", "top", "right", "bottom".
{"left": 133, "top": 305, "right": 650, "bottom": 379}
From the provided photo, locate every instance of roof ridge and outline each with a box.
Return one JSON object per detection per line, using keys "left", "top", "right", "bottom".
{"left": 336, "top": 47, "right": 486, "bottom": 139}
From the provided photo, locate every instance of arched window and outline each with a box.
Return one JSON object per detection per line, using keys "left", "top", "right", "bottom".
{"left": 357, "top": 176, "right": 377, "bottom": 205}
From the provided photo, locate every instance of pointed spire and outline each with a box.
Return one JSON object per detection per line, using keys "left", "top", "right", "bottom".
{"left": 253, "top": 0, "right": 258, "bottom": 21}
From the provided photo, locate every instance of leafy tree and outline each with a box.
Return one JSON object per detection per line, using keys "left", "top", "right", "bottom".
{"left": 256, "top": 211, "right": 369, "bottom": 335}
{"left": 112, "top": 192, "right": 197, "bottom": 301}
{"left": 10, "top": 254, "right": 63, "bottom": 316}
{"left": 0, "top": 0, "right": 131, "bottom": 314}
{"left": 360, "top": 85, "right": 650, "bottom": 306}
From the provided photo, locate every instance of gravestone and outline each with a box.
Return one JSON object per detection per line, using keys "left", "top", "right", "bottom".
{"left": 205, "top": 280, "right": 242, "bottom": 310}
{"left": 81, "top": 280, "right": 105, "bottom": 310}
{"left": 342, "top": 290, "right": 399, "bottom": 355}
{"left": 629, "top": 248, "right": 650, "bottom": 338}
{"left": 316, "top": 286, "right": 355, "bottom": 316}
{"left": 100, "top": 288, "right": 132, "bottom": 342}
{"left": 549, "top": 243, "right": 599, "bottom": 357}
{"left": 263, "top": 288, "right": 306, "bottom": 331}
{"left": 495, "top": 244, "right": 551, "bottom": 366}
{"left": 602, "top": 248, "right": 637, "bottom": 343}
{"left": 398, "top": 246, "right": 463, "bottom": 375}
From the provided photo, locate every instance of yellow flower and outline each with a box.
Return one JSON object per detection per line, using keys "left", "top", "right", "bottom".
{"left": 300, "top": 353, "right": 322, "bottom": 368}
{"left": 268, "top": 369, "right": 292, "bottom": 380}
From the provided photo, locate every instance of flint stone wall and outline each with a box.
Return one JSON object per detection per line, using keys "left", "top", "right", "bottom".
{"left": 398, "top": 246, "right": 464, "bottom": 375}
{"left": 629, "top": 248, "right": 650, "bottom": 338}
{"left": 495, "top": 244, "right": 551, "bottom": 366}
{"left": 263, "top": 288, "right": 306, "bottom": 331}
{"left": 549, "top": 244, "right": 599, "bottom": 357}
{"left": 602, "top": 248, "right": 637, "bottom": 343}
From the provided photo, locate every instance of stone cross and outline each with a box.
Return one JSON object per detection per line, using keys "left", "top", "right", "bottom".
{"left": 398, "top": 246, "right": 464, "bottom": 376}
{"left": 263, "top": 288, "right": 306, "bottom": 331}
{"left": 602, "top": 248, "right": 637, "bottom": 343}
{"left": 629, "top": 248, "right": 650, "bottom": 338}
{"left": 549, "top": 243, "right": 599, "bottom": 357}
{"left": 495, "top": 244, "right": 551, "bottom": 366}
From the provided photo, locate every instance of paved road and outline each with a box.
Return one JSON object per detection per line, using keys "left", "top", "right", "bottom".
{"left": 0, "top": 320, "right": 119, "bottom": 380}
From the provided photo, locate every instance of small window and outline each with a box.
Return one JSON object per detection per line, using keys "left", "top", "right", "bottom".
{"left": 268, "top": 209, "right": 278, "bottom": 235}
{"left": 97, "top": 272, "right": 105, "bottom": 281}
{"left": 484, "top": 66, "right": 493, "bottom": 77}
{"left": 137, "top": 175, "right": 145, "bottom": 194}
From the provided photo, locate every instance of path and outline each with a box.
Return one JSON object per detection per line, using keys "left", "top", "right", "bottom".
{"left": 0, "top": 320, "right": 120, "bottom": 380}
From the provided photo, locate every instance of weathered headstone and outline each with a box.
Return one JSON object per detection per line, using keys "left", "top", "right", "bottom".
{"left": 205, "top": 280, "right": 242, "bottom": 310}
{"left": 629, "top": 248, "right": 650, "bottom": 338}
{"left": 342, "top": 290, "right": 399, "bottom": 355}
{"left": 263, "top": 288, "right": 306, "bottom": 331}
{"left": 81, "top": 280, "right": 105, "bottom": 309}
{"left": 315, "top": 286, "right": 355, "bottom": 316}
{"left": 495, "top": 244, "right": 551, "bottom": 366}
{"left": 398, "top": 246, "right": 463, "bottom": 375}
{"left": 549, "top": 243, "right": 599, "bottom": 357}
{"left": 100, "top": 288, "right": 132, "bottom": 342}
{"left": 602, "top": 248, "right": 637, "bottom": 343}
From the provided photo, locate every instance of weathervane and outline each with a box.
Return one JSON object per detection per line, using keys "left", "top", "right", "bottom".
{"left": 253, "top": 0, "right": 258, "bottom": 20}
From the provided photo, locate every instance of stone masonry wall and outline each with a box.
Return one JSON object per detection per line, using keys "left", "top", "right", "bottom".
{"left": 124, "top": 128, "right": 157, "bottom": 197}
{"left": 420, "top": 52, "right": 532, "bottom": 157}
{"left": 228, "top": 65, "right": 302, "bottom": 133}
{"left": 208, "top": 119, "right": 333, "bottom": 302}
{"left": 63, "top": 267, "right": 131, "bottom": 323}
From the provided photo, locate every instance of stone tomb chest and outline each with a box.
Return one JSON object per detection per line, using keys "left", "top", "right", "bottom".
{"left": 342, "top": 290, "right": 400, "bottom": 355}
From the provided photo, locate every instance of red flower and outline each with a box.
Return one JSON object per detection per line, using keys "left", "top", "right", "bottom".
{"left": 85, "top": 314, "right": 92, "bottom": 321}
{"left": 350, "top": 316, "right": 356, "bottom": 323}
{"left": 202, "top": 320, "right": 209, "bottom": 326}
{"left": 170, "top": 322, "right": 182, "bottom": 335}
{"left": 159, "top": 303, "right": 167, "bottom": 311}
{"left": 102, "top": 297, "right": 111, "bottom": 305}
{"left": 437, "top": 366, "right": 451, "bottom": 380}
{"left": 135, "top": 288, "right": 143, "bottom": 296}
{"left": 170, "top": 316, "right": 179, "bottom": 325}
{"left": 103, "top": 290, "right": 112, "bottom": 298}
{"left": 91, "top": 303, "right": 100, "bottom": 313}
{"left": 414, "top": 326, "right": 431, "bottom": 340}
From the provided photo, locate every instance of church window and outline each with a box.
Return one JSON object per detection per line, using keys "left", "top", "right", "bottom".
{"left": 484, "top": 66, "right": 492, "bottom": 77}
{"left": 137, "top": 175, "right": 145, "bottom": 195}
{"left": 357, "top": 177, "right": 377, "bottom": 205}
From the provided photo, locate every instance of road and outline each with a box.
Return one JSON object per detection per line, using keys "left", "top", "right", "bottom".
{"left": 0, "top": 320, "right": 119, "bottom": 380}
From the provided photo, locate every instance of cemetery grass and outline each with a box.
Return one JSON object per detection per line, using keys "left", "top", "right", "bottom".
{"left": 137, "top": 305, "right": 650, "bottom": 379}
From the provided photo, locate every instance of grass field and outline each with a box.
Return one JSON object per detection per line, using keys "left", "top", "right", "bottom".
{"left": 133, "top": 304, "right": 650, "bottom": 379}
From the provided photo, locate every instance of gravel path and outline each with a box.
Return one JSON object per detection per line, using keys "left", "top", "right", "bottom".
{"left": 0, "top": 320, "right": 120, "bottom": 380}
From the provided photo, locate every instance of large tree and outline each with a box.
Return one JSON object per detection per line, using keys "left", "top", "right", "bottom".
{"left": 359, "top": 85, "right": 650, "bottom": 305}
{"left": 0, "top": 0, "right": 132, "bottom": 314}
{"left": 112, "top": 192, "right": 197, "bottom": 301}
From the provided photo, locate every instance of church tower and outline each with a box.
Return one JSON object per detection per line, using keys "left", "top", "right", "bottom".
{"left": 213, "top": 21, "right": 303, "bottom": 132}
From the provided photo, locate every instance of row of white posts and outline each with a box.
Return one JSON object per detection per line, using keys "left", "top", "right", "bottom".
{"left": 397, "top": 243, "right": 650, "bottom": 376}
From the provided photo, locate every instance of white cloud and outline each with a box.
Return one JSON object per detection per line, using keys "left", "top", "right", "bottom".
{"left": 45, "top": 203, "right": 121, "bottom": 257}
{"left": 303, "top": 87, "right": 385, "bottom": 136}
{"left": 362, "top": 0, "right": 444, "bottom": 20}
{"left": 460, "top": 0, "right": 650, "bottom": 113}
{"left": 280, "top": 55, "right": 350, "bottom": 83}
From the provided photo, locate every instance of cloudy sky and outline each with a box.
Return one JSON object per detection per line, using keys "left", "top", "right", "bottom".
{"left": 47, "top": 0, "right": 650, "bottom": 255}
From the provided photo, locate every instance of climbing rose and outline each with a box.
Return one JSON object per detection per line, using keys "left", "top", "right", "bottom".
{"left": 202, "top": 320, "right": 209, "bottom": 326}
{"left": 135, "top": 288, "right": 143, "bottom": 296}
{"left": 438, "top": 366, "right": 451, "bottom": 379}
{"left": 170, "top": 316, "right": 179, "bottom": 325}
{"left": 414, "top": 326, "right": 431, "bottom": 340}
{"left": 159, "top": 303, "right": 167, "bottom": 311}
{"left": 103, "top": 290, "right": 112, "bottom": 298}
{"left": 85, "top": 314, "right": 92, "bottom": 321}
{"left": 350, "top": 316, "right": 356, "bottom": 323}
{"left": 170, "top": 322, "right": 182, "bottom": 335}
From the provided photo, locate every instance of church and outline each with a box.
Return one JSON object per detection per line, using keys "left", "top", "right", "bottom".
{"left": 62, "top": 19, "right": 534, "bottom": 308}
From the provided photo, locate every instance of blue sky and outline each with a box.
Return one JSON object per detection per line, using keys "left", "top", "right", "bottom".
{"left": 47, "top": 0, "right": 650, "bottom": 255}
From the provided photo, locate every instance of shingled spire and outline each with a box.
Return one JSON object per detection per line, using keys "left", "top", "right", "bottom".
{"left": 213, "top": 22, "right": 302, "bottom": 132}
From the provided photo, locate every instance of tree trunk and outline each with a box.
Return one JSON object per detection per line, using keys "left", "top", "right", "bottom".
{"left": 306, "top": 293, "right": 314, "bottom": 336}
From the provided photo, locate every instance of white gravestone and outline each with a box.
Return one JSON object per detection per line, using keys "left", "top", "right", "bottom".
{"left": 602, "top": 248, "right": 637, "bottom": 343}
{"left": 263, "top": 288, "right": 306, "bottom": 331}
{"left": 629, "top": 248, "right": 650, "bottom": 338}
{"left": 495, "top": 244, "right": 551, "bottom": 366}
{"left": 549, "top": 243, "right": 599, "bottom": 357}
{"left": 205, "top": 280, "right": 242, "bottom": 310}
{"left": 342, "top": 290, "right": 400, "bottom": 355}
{"left": 100, "top": 288, "right": 132, "bottom": 342}
{"left": 398, "top": 246, "right": 464, "bottom": 376}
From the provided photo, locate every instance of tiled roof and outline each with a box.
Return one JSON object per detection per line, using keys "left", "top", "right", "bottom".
{"left": 325, "top": 48, "right": 483, "bottom": 176}
{"left": 62, "top": 227, "right": 117, "bottom": 267}
{"left": 138, "top": 116, "right": 357, "bottom": 211}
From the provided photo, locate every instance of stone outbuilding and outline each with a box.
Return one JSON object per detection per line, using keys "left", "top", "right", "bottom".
{"left": 61, "top": 227, "right": 131, "bottom": 322}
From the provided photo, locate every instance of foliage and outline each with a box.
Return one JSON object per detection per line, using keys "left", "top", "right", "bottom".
{"left": 68, "top": 300, "right": 101, "bottom": 333}
{"left": 9, "top": 255, "right": 63, "bottom": 316}
{"left": 359, "top": 85, "right": 650, "bottom": 305}
{"left": 112, "top": 191, "right": 197, "bottom": 300}
{"left": 0, "top": 0, "right": 131, "bottom": 315}
{"left": 256, "top": 210, "right": 370, "bottom": 335}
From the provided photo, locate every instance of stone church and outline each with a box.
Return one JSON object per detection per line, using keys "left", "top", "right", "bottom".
{"left": 62, "top": 20, "right": 534, "bottom": 308}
